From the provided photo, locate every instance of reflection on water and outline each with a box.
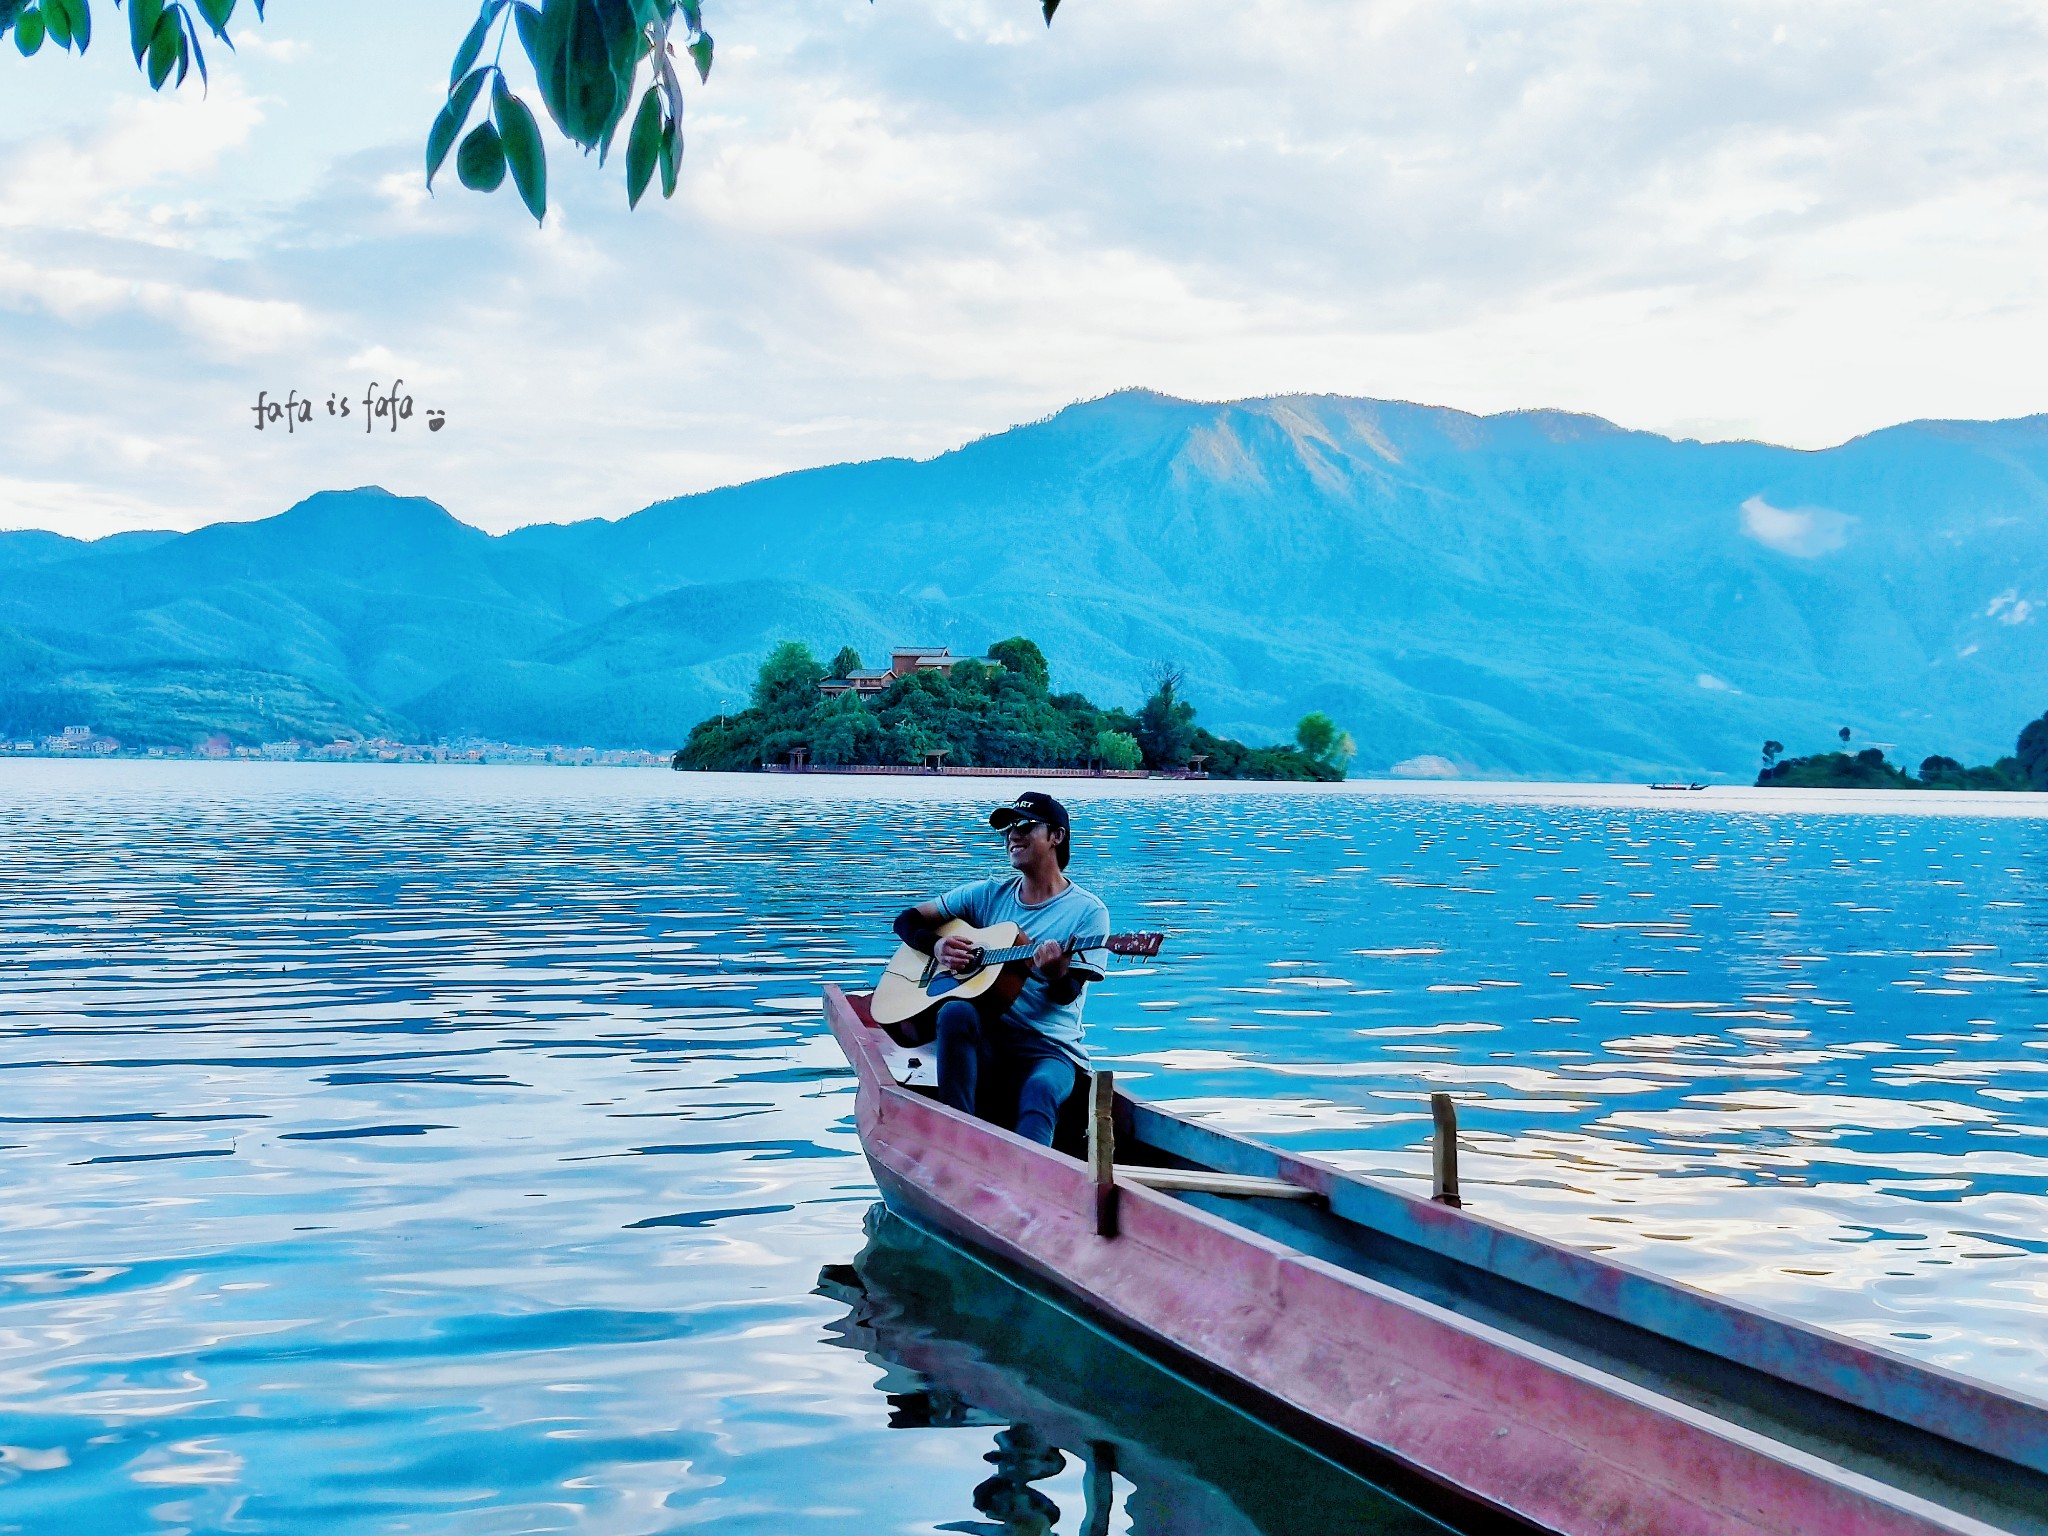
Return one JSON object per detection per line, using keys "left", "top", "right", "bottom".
{"left": 818, "top": 1205, "right": 1447, "bottom": 1535}
{"left": 0, "top": 760, "right": 2043, "bottom": 1528}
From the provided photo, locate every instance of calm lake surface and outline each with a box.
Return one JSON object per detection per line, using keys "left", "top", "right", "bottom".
{"left": 2, "top": 761, "right": 2045, "bottom": 1533}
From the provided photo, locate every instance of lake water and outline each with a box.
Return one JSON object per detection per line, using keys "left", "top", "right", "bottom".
{"left": 2, "top": 761, "right": 2044, "bottom": 1533}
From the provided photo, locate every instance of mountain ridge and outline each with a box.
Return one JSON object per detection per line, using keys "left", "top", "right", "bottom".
{"left": 4, "top": 390, "right": 2044, "bottom": 777}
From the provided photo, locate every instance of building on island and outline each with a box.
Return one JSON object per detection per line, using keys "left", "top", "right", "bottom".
{"left": 817, "top": 646, "right": 998, "bottom": 701}
{"left": 818, "top": 668, "right": 898, "bottom": 700}
{"left": 888, "top": 645, "right": 959, "bottom": 676}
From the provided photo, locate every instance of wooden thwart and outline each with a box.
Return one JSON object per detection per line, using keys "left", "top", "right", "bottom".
{"left": 1116, "top": 1166, "right": 1317, "bottom": 1200}
{"left": 1091, "top": 1069, "right": 1315, "bottom": 1218}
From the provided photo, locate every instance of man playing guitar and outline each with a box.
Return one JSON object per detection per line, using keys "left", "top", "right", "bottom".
{"left": 891, "top": 792, "right": 1111, "bottom": 1144}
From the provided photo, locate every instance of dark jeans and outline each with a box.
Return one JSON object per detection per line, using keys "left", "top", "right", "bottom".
{"left": 933, "top": 999, "right": 1079, "bottom": 1146}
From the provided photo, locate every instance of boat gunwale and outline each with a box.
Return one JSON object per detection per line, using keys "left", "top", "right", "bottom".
{"left": 1117, "top": 1094, "right": 2048, "bottom": 1480}
{"left": 825, "top": 985, "right": 2033, "bottom": 1536}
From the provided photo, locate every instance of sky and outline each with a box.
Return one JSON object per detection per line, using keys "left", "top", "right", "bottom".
{"left": 5, "top": 0, "right": 2048, "bottom": 539}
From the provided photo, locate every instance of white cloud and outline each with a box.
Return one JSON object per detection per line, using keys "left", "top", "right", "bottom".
{"left": 1985, "top": 590, "right": 2036, "bottom": 624}
{"left": 172, "top": 287, "right": 318, "bottom": 356}
{"left": 1696, "top": 673, "right": 1737, "bottom": 693}
{"left": 0, "top": 253, "right": 313, "bottom": 356}
{"left": 1390, "top": 754, "right": 1461, "bottom": 779}
{"left": 1739, "top": 495, "right": 1854, "bottom": 558}
{"left": 233, "top": 33, "right": 311, "bottom": 63}
{"left": 13, "top": 1, "right": 2048, "bottom": 535}
{"left": 0, "top": 78, "right": 266, "bottom": 245}
{"left": 0, "top": 473, "right": 200, "bottom": 535}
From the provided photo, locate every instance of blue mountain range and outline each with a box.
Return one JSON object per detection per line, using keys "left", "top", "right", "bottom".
{"left": 3, "top": 389, "right": 2044, "bottom": 779}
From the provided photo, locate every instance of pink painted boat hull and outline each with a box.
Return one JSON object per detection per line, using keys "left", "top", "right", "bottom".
{"left": 825, "top": 984, "right": 2040, "bottom": 1536}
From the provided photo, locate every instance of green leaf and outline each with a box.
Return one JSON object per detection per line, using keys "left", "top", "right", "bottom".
{"left": 147, "top": 11, "right": 181, "bottom": 86}
{"left": 193, "top": 0, "right": 234, "bottom": 38}
{"left": 624, "top": 82, "right": 659, "bottom": 208}
{"left": 455, "top": 121, "right": 507, "bottom": 191}
{"left": 63, "top": 0, "right": 85, "bottom": 50}
{"left": 678, "top": 0, "right": 700, "bottom": 33}
{"left": 526, "top": 0, "right": 573, "bottom": 142}
{"left": 686, "top": 28, "right": 710, "bottom": 83}
{"left": 493, "top": 75, "right": 547, "bottom": 221}
{"left": 129, "top": 0, "right": 163, "bottom": 63}
{"left": 659, "top": 107, "right": 680, "bottom": 198}
{"left": 589, "top": 0, "right": 645, "bottom": 160}
{"left": 178, "top": 5, "right": 206, "bottom": 87}
{"left": 449, "top": 0, "right": 504, "bottom": 88}
{"left": 524, "top": 0, "right": 651, "bottom": 159}
{"left": 657, "top": 54, "right": 685, "bottom": 194}
{"left": 427, "top": 67, "right": 490, "bottom": 188}
{"left": 40, "top": 0, "right": 67, "bottom": 48}
{"left": 524, "top": 0, "right": 639, "bottom": 157}
{"left": 1042, "top": 0, "right": 1059, "bottom": 22}
{"left": 13, "top": 5, "right": 42, "bottom": 54}
{"left": 0, "top": 1, "right": 27, "bottom": 30}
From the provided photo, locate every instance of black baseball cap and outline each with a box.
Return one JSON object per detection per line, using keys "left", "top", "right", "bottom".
{"left": 990, "top": 792, "right": 1072, "bottom": 867}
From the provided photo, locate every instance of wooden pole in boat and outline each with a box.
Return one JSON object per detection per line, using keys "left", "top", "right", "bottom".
{"left": 1431, "top": 1092, "right": 1462, "bottom": 1208}
{"left": 1090, "top": 1070, "right": 1119, "bottom": 1238}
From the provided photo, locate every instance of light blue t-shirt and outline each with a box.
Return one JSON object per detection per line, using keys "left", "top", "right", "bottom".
{"left": 938, "top": 874, "right": 1112, "bottom": 1064}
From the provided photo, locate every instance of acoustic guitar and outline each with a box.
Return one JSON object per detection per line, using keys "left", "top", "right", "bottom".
{"left": 868, "top": 919, "right": 1165, "bottom": 1046}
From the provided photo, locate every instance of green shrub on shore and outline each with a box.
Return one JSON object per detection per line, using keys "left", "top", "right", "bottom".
{"left": 1094, "top": 729, "right": 1142, "bottom": 770}
{"left": 674, "top": 638, "right": 1346, "bottom": 780}
{"left": 2021, "top": 712, "right": 2048, "bottom": 789}
{"left": 1756, "top": 748, "right": 1920, "bottom": 789}
{"left": 1757, "top": 712, "right": 2044, "bottom": 790}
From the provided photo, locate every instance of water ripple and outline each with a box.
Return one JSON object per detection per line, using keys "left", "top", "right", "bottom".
{"left": 0, "top": 760, "right": 2044, "bottom": 1531}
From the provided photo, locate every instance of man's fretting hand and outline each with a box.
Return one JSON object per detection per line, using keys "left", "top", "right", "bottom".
{"left": 936, "top": 933, "right": 980, "bottom": 973}
{"left": 1031, "top": 939, "right": 1070, "bottom": 979}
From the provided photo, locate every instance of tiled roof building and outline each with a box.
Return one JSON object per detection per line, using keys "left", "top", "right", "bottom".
{"left": 820, "top": 647, "right": 999, "bottom": 699}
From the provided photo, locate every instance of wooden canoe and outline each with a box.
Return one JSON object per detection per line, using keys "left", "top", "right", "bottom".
{"left": 825, "top": 983, "right": 2048, "bottom": 1536}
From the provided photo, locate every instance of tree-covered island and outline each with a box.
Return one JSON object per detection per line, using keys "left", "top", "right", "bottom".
{"left": 674, "top": 637, "right": 1351, "bottom": 779}
{"left": 1756, "top": 711, "right": 2048, "bottom": 790}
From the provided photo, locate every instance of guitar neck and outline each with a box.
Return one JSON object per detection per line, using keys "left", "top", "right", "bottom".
{"left": 977, "top": 933, "right": 1113, "bottom": 966}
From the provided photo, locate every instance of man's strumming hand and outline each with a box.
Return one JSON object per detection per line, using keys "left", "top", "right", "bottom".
{"left": 935, "top": 934, "right": 980, "bottom": 973}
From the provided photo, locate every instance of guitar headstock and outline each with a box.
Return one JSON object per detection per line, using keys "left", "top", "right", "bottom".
{"left": 1103, "top": 932, "right": 1165, "bottom": 958}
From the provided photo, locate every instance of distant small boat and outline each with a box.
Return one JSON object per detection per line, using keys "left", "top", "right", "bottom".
{"left": 826, "top": 983, "right": 2048, "bottom": 1535}
{"left": 1648, "top": 781, "right": 1708, "bottom": 791}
